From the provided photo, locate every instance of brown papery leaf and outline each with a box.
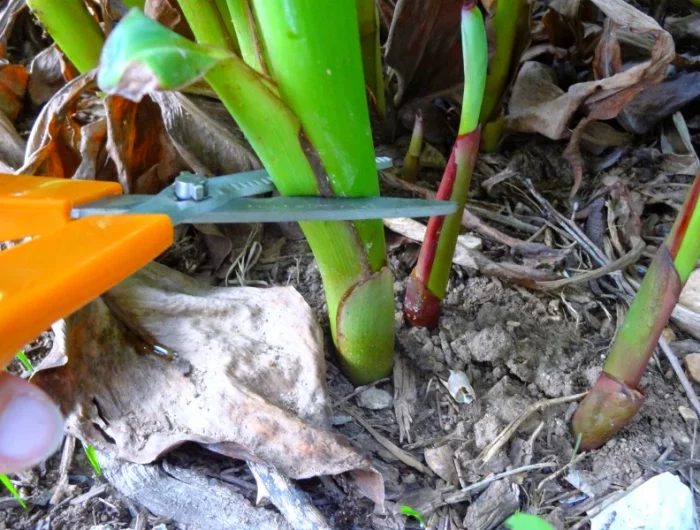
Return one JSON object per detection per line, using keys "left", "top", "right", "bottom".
{"left": 32, "top": 263, "right": 384, "bottom": 505}
{"left": 73, "top": 119, "right": 116, "bottom": 181}
{"left": 0, "top": 62, "right": 27, "bottom": 122}
{"left": 20, "top": 73, "right": 94, "bottom": 177}
{"left": 150, "top": 92, "right": 260, "bottom": 176}
{"left": 0, "top": 110, "right": 25, "bottom": 169}
{"left": 0, "top": 0, "right": 25, "bottom": 58}
{"left": 145, "top": 0, "right": 195, "bottom": 39}
{"left": 28, "top": 45, "right": 70, "bottom": 107}
{"left": 105, "top": 94, "right": 186, "bottom": 194}
{"left": 507, "top": 0, "right": 673, "bottom": 196}
{"left": 384, "top": 0, "right": 462, "bottom": 105}
{"left": 617, "top": 72, "right": 700, "bottom": 135}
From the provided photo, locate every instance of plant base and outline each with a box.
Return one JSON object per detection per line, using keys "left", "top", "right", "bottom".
{"left": 403, "top": 274, "right": 441, "bottom": 329}
{"left": 572, "top": 372, "right": 645, "bottom": 451}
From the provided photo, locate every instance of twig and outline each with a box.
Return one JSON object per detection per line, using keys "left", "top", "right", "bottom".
{"left": 333, "top": 377, "right": 390, "bottom": 406}
{"left": 478, "top": 393, "right": 588, "bottom": 463}
{"left": 659, "top": 337, "right": 700, "bottom": 419}
{"left": 248, "top": 461, "right": 332, "bottom": 530}
{"left": 50, "top": 435, "right": 75, "bottom": 505}
{"left": 536, "top": 452, "right": 588, "bottom": 491}
{"left": 537, "top": 237, "right": 646, "bottom": 291}
{"left": 442, "top": 462, "right": 556, "bottom": 505}
{"left": 341, "top": 404, "right": 434, "bottom": 476}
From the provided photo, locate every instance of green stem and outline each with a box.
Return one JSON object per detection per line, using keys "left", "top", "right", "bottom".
{"left": 226, "top": 0, "right": 268, "bottom": 74}
{"left": 355, "top": 0, "right": 385, "bottom": 116}
{"left": 177, "top": 0, "right": 237, "bottom": 51}
{"left": 572, "top": 173, "right": 700, "bottom": 450}
{"left": 478, "top": 0, "right": 526, "bottom": 125}
{"left": 121, "top": 0, "right": 145, "bottom": 8}
{"left": 179, "top": 0, "right": 393, "bottom": 383}
{"left": 214, "top": 0, "right": 240, "bottom": 52}
{"left": 26, "top": 0, "right": 104, "bottom": 74}
{"left": 403, "top": 1, "right": 487, "bottom": 328}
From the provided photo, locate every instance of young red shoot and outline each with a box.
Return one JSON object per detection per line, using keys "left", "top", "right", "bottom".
{"left": 403, "top": 1, "right": 487, "bottom": 328}
{"left": 572, "top": 172, "right": 700, "bottom": 450}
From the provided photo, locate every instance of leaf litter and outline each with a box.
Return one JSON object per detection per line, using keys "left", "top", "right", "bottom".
{"left": 5, "top": 0, "right": 700, "bottom": 528}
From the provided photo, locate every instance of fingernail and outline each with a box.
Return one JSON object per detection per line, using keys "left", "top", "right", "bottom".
{"left": 0, "top": 393, "right": 64, "bottom": 467}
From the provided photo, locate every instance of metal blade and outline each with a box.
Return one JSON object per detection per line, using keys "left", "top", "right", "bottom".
{"left": 74, "top": 196, "right": 457, "bottom": 224}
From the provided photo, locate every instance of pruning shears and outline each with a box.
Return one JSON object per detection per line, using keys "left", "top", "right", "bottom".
{"left": 0, "top": 157, "right": 456, "bottom": 364}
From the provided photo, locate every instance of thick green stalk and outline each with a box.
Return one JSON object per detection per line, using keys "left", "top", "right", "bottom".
{"left": 179, "top": 0, "right": 393, "bottom": 383}
{"left": 403, "top": 1, "right": 487, "bottom": 329}
{"left": 213, "top": 0, "right": 240, "bottom": 52}
{"left": 226, "top": 0, "right": 268, "bottom": 74}
{"left": 356, "top": 0, "right": 385, "bottom": 116}
{"left": 573, "top": 173, "right": 700, "bottom": 450}
{"left": 478, "top": 0, "right": 526, "bottom": 125}
{"left": 177, "top": 0, "right": 237, "bottom": 52}
{"left": 122, "top": 0, "right": 146, "bottom": 8}
{"left": 26, "top": 0, "right": 104, "bottom": 73}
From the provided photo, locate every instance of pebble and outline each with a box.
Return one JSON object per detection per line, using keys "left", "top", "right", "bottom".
{"left": 684, "top": 353, "right": 700, "bottom": 383}
{"left": 356, "top": 387, "right": 393, "bottom": 410}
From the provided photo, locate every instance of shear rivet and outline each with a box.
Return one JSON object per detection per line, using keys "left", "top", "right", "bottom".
{"left": 174, "top": 173, "right": 209, "bottom": 201}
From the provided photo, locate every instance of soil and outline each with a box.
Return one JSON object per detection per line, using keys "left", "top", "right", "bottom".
{"left": 4, "top": 138, "right": 699, "bottom": 530}
{"left": 3, "top": 4, "right": 700, "bottom": 529}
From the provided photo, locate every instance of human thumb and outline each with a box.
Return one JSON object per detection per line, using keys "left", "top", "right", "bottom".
{"left": 0, "top": 372, "right": 64, "bottom": 474}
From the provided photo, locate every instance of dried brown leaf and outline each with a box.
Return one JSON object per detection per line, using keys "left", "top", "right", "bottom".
{"left": 32, "top": 263, "right": 384, "bottom": 504}
{"left": 0, "top": 62, "right": 27, "bottom": 122}
{"left": 28, "top": 45, "right": 70, "bottom": 107}
{"left": 73, "top": 118, "right": 115, "bottom": 181}
{"left": 0, "top": 109, "right": 24, "bottom": 168}
{"left": 20, "top": 72, "right": 94, "bottom": 177}
{"left": 145, "top": 0, "right": 195, "bottom": 39}
{"left": 150, "top": 91, "right": 260, "bottom": 176}
{"left": 0, "top": 0, "right": 25, "bottom": 58}
{"left": 384, "top": 0, "right": 462, "bottom": 105}
{"left": 507, "top": 0, "right": 674, "bottom": 196}
{"left": 105, "top": 94, "right": 186, "bottom": 194}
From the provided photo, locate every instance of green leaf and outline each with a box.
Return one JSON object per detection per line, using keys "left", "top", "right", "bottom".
{"left": 82, "top": 443, "right": 102, "bottom": 476}
{"left": 504, "top": 513, "right": 555, "bottom": 530}
{"left": 97, "top": 9, "right": 232, "bottom": 101}
{"left": 459, "top": 2, "right": 488, "bottom": 135}
{"left": 14, "top": 351, "right": 33, "bottom": 374}
{"left": 400, "top": 505, "right": 426, "bottom": 528}
{"left": 0, "top": 474, "right": 26, "bottom": 509}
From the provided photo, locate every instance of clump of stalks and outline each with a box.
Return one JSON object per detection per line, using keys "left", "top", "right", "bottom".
{"left": 403, "top": 1, "right": 487, "bottom": 328}
{"left": 573, "top": 171, "right": 700, "bottom": 450}
{"left": 25, "top": 0, "right": 395, "bottom": 385}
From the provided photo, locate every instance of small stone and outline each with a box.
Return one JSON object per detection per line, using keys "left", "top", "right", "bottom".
{"left": 439, "top": 314, "right": 471, "bottom": 342}
{"left": 357, "top": 387, "right": 393, "bottom": 410}
{"left": 332, "top": 414, "right": 353, "bottom": 425}
{"left": 474, "top": 413, "right": 502, "bottom": 450}
{"left": 468, "top": 324, "right": 514, "bottom": 363}
{"left": 685, "top": 353, "right": 700, "bottom": 383}
{"left": 680, "top": 269, "right": 700, "bottom": 313}
{"left": 450, "top": 332, "right": 475, "bottom": 364}
{"left": 679, "top": 406, "right": 698, "bottom": 423}
{"left": 424, "top": 445, "right": 457, "bottom": 483}
{"left": 661, "top": 327, "right": 677, "bottom": 344}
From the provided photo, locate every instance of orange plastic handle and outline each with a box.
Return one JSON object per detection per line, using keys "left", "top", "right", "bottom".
{"left": 0, "top": 174, "right": 122, "bottom": 241}
{"left": 0, "top": 214, "right": 174, "bottom": 366}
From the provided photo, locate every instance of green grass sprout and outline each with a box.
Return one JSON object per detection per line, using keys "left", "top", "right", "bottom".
{"left": 0, "top": 474, "right": 26, "bottom": 509}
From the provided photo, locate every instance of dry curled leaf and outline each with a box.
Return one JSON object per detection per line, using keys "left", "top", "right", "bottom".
{"left": 384, "top": 0, "right": 463, "bottom": 105}
{"left": 150, "top": 91, "right": 260, "bottom": 176}
{"left": 0, "top": 110, "right": 24, "bottom": 168}
{"left": 0, "top": 0, "right": 25, "bottom": 58}
{"left": 145, "top": 0, "right": 195, "bottom": 39}
{"left": 507, "top": 0, "right": 674, "bottom": 196}
{"left": 20, "top": 72, "right": 94, "bottom": 177}
{"left": 0, "top": 62, "right": 27, "bottom": 122}
{"left": 105, "top": 94, "right": 186, "bottom": 193}
{"left": 32, "top": 263, "right": 384, "bottom": 504}
{"left": 28, "top": 45, "right": 72, "bottom": 107}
